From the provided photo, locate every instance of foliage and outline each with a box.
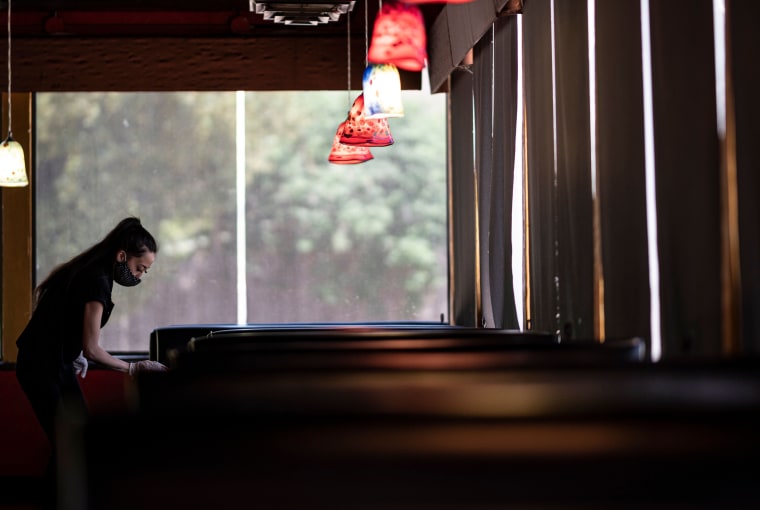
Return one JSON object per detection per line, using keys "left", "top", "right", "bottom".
{"left": 35, "top": 89, "right": 448, "bottom": 350}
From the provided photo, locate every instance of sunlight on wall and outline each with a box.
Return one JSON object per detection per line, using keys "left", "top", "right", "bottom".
{"left": 639, "top": 0, "right": 662, "bottom": 361}
{"left": 512, "top": 15, "right": 524, "bottom": 331}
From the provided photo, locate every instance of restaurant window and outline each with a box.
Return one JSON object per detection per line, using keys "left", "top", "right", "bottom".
{"left": 35, "top": 91, "right": 448, "bottom": 352}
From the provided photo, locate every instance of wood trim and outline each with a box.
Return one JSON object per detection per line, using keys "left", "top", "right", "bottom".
{"left": 1, "top": 93, "right": 33, "bottom": 363}
{"left": 721, "top": 0, "right": 742, "bottom": 355}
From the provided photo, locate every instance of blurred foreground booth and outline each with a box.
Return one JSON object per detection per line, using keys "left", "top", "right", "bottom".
{"left": 150, "top": 322, "right": 644, "bottom": 367}
{"left": 58, "top": 324, "right": 760, "bottom": 510}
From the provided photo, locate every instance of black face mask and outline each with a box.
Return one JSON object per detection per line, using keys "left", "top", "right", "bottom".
{"left": 114, "top": 260, "right": 141, "bottom": 287}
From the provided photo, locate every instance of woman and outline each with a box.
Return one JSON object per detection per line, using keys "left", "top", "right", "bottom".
{"left": 15, "top": 216, "right": 166, "bottom": 444}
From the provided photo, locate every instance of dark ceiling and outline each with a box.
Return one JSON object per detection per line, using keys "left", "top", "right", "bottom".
{"left": 7, "top": 0, "right": 443, "bottom": 37}
{"left": 1, "top": 0, "right": 444, "bottom": 91}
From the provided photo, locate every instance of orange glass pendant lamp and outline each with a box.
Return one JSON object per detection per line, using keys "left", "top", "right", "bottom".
{"left": 328, "top": 121, "right": 374, "bottom": 164}
{"left": 367, "top": 1, "right": 427, "bottom": 72}
{"left": 363, "top": 63, "right": 404, "bottom": 119}
{"left": 340, "top": 94, "right": 394, "bottom": 147}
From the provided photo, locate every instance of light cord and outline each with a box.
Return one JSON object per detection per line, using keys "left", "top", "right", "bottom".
{"left": 347, "top": 7, "right": 351, "bottom": 109}
{"left": 6, "top": 0, "right": 12, "bottom": 139}
{"left": 364, "top": 0, "right": 368, "bottom": 66}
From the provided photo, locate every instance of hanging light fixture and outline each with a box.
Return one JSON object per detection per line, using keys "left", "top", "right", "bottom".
{"left": 363, "top": 63, "right": 404, "bottom": 119}
{"left": 329, "top": 2, "right": 374, "bottom": 165}
{"left": 250, "top": 0, "right": 356, "bottom": 26}
{"left": 0, "top": 0, "right": 28, "bottom": 187}
{"left": 361, "top": 0, "right": 403, "bottom": 119}
{"left": 367, "top": 0, "right": 427, "bottom": 72}
{"left": 340, "top": 93, "right": 394, "bottom": 146}
{"left": 329, "top": 121, "right": 374, "bottom": 164}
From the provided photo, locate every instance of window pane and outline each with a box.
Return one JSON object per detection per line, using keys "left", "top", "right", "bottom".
{"left": 36, "top": 93, "right": 238, "bottom": 351}
{"left": 35, "top": 90, "right": 448, "bottom": 351}
{"left": 244, "top": 91, "right": 448, "bottom": 322}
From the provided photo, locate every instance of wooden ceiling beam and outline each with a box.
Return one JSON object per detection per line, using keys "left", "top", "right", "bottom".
{"left": 5, "top": 36, "right": 422, "bottom": 91}
{"left": 1, "top": 1, "right": 443, "bottom": 91}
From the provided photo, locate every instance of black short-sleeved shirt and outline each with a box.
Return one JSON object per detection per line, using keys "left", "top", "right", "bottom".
{"left": 16, "top": 265, "right": 115, "bottom": 364}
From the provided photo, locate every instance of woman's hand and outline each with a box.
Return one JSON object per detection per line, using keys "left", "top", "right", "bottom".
{"left": 73, "top": 351, "right": 89, "bottom": 378}
{"left": 128, "top": 360, "right": 168, "bottom": 375}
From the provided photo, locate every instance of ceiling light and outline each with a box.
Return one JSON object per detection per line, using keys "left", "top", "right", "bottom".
{"left": 0, "top": 0, "right": 28, "bottom": 188}
{"left": 367, "top": 1, "right": 427, "bottom": 72}
{"left": 363, "top": 63, "right": 404, "bottom": 119}
{"left": 329, "top": 121, "right": 374, "bottom": 164}
{"left": 250, "top": 0, "right": 355, "bottom": 25}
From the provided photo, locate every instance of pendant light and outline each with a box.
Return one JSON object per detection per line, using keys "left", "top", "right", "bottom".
{"left": 0, "top": 0, "right": 28, "bottom": 187}
{"left": 363, "top": 63, "right": 404, "bottom": 119}
{"left": 367, "top": 0, "right": 427, "bottom": 72}
{"left": 329, "top": 5, "right": 374, "bottom": 164}
{"left": 340, "top": 93, "right": 394, "bottom": 146}
{"left": 329, "top": 121, "right": 374, "bottom": 164}
{"left": 362, "top": 0, "right": 403, "bottom": 119}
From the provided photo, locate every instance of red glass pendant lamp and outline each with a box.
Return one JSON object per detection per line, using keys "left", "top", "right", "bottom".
{"left": 367, "top": 1, "right": 427, "bottom": 72}
{"left": 328, "top": 121, "right": 375, "bottom": 164}
{"left": 340, "top": 94, "right": 394, "bottom": 147}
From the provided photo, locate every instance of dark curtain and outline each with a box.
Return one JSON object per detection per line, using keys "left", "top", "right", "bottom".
{"left": 474, "top": 28, "right": 494, "bottom": 327}
{"left": 455, "top": 0, "right": 759, "bottom": 358}
{"left": 553, "top": 0, "right": 594, "bottom": 340}
{"left": 649, "top": 0, "right": 722, "bottom": 357}
{"left": 449, "top": 68, "right": 478, "bottom": 326}
{"left": 473, "top": 18, "right": 520, "bottom": 330}
{"left": 491, "top": 16, "right": 520, "bottom": 329}
{"left": 522, "top": 0, "right": 558, "bottom": 334}
{"left": 730, "top": 1, "right": 760, "bottom": 354}
{"left": 595, "top": 0, "right": 651, "bottom": 345}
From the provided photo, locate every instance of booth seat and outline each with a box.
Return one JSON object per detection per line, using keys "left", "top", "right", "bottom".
{"left": 168, "top": 328, "right": 645, "bottom": 373}
{"left": 72, "top": 359, "right": 760, "bottom": 510}
{"left": 0, "top": 368, "right": 49, "bottom": 479}
{"left": 149, "top": 322, "right": 456, "bottom": 364}
{"left": 0, "top": 366, "right": 131, "bottom": 479}
{"left": 136, "top": 327, "right": 646, "bottom": 423}
{"left": 153, "top": 323, "right": 646, "bottom": 371}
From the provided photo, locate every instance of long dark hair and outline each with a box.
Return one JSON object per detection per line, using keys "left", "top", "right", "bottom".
{"left": 33, "top": 217, "right": 158, "bottom": 307}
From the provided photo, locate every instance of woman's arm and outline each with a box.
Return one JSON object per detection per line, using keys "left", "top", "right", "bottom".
{"left": 81, "top": 300, "right": 131, "bottom": 372}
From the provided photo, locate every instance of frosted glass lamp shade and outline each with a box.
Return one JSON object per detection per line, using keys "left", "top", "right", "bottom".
{"left": 328, "top": 121, "right": 374, "bottom": 164}
{"left": 340, "top": 94, "right": 394, "bottom": 147}
{"left": 367, "top": 1, "right": 427, "bottom": 72}
{"left": 363, "top": 64, "right": 404, "bottom": 119}
{"left": 0, "top": 137, "right": 28, "bottom": 187}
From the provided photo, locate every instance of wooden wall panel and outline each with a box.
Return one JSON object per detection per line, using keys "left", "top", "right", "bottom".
{"left": 1, "top": 94, "right": 33, "bottom": 362}
{"left": 4, "top": 37, "right": 421, "bottom": 92}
